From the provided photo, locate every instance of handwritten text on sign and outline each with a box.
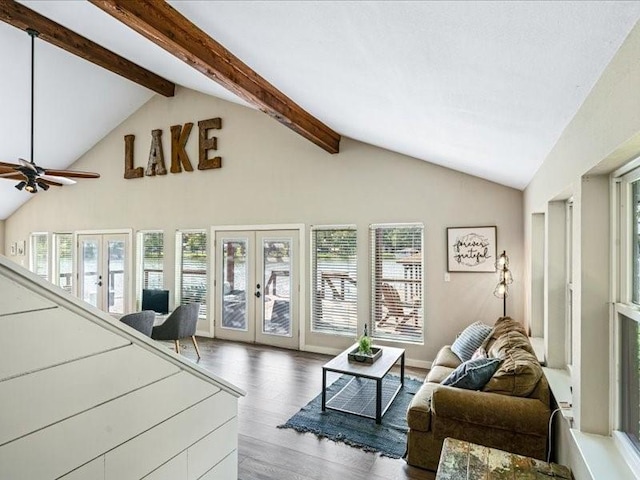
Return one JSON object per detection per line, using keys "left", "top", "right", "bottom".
{"left": 452, "top": 233, "right": 491, "bottom": 267}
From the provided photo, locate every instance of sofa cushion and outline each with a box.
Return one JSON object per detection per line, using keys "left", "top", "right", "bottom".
{"left": 427, "top": 365, "right": 455, "bottom": 384}
{"left": 481, "top": 316, "right": 529, "bottom": 352}
{"left": 441, "top": 357, "right": 502, "bottom": 390}
{"left": 407, "top": 382, "right": 438, "bottom": 432}
{"left": 451, "top": 321, "right": 493, "bottom": 362}
{"left": 484, "top": 331, "right": 543, "bottom": 397}
{"left": 432, "top": 346, "right": 463, "bottom": 369}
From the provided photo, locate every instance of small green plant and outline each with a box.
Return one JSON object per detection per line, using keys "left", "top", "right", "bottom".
{"left": 358, "top": 334, "right": 372, "bottom": 355}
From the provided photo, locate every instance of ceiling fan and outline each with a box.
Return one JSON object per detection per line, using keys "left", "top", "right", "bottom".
{"left": 0, "top": 29, "right": 99, "bottom": 194}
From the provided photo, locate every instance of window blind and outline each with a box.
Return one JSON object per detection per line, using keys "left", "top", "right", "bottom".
{"left": 370, "top": 224, "right": 424, "bottom": 343}
{"left": 311, "top": 227, "right": 357, "bottom": 336}
{"left": 54, "top": 233, "right": 73, "bottom": 292}
{"left": 30, "top": 233, "right": 49, "bottom": 281}
{"left": 177, "top": 230, "right": 207, "bottom": 318}
{"left": 141, "top": 231, "right": 164, "bottom": 291}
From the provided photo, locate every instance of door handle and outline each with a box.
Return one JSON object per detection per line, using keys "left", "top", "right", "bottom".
{"left": 97, "top": 281, "right": 103, "bottom": 287}
{"left": 255, "top": 291, "right": 261, "bottom": 298}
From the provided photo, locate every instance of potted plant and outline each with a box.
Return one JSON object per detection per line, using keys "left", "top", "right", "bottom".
{"left": 348, "top": 325, "right": 382, "bottom": 364}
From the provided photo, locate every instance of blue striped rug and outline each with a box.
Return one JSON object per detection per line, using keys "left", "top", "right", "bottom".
{"left": 278, "top": 374, "right": 422, "bottom": 458}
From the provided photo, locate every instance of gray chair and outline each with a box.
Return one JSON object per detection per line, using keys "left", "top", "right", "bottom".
{"left": 120, "top": 310, "right": 155, "bottom": 337}
{"left": 151, "top": 303, "right": 201, "bottom": 359}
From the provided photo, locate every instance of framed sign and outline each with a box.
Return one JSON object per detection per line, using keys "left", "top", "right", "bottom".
{"left": 447, "top": 226, "right": 497, "bottom": 272}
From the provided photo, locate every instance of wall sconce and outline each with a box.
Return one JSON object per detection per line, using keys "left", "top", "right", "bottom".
{"left": 493, "top": 250, "right": 512, "bottom": 316}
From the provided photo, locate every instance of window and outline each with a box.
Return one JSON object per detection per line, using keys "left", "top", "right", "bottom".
{"left": 620, "top": 314, "right": 640, "bottom": 451}
{"left": 311, "top": 227, "right": 357, "bottom": 336}
{"left": 53, "top": 233, "right": 73, "bottom": 292}
{"left": 565, "top": 200, "right": 573, "bottom": 367}
{"left": 30, "top": 233, "right": 49, "bottom": 281}
{"left": 139, "top": 231, "right": 164, "bottom": 292}
{"left": 616, "top": 169, "right": 640, "bottom": 457}
{"left": 370, "top": 224, "right": 423, "bottom": 342}
{"left": 176, "top": 230, "right": 207, "bottom": 318}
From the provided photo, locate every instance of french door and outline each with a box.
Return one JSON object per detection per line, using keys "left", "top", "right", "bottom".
{"left": 215, "top": 230, "right": 299, "bottom": 349}
{"left": 78, "top": 233, "right": 130, "bottom": 314}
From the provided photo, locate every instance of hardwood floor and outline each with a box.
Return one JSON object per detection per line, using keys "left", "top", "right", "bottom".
{"left": 172, "top": 337, "right": 436, "bottom": 480}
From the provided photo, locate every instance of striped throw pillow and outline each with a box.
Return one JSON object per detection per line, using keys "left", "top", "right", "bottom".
{"left": 451, "top": 321, "right": 493, "bottom": 362}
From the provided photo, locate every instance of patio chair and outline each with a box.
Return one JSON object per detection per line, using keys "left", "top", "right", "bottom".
{"left": 378, "top": 283, "right": 419, "bottom": 330}
{"left": 151, "top": 303, "right": 202, "bottom": 359}
{"left": 120, "top": 310, "right": 155, "bottom": 337}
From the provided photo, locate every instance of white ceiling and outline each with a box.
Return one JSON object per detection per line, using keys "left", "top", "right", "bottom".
{"left": 1, "top": 1, "right": 640, "bottom": 220}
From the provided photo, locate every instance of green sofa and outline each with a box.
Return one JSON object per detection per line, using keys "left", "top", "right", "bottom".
{"left": 405, "top": 317, "right": 551, "bottom": 471}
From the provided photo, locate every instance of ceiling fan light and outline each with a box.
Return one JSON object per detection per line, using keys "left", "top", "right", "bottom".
{"left": 15, "top": 181, "right": 26, "bottom": 191}
{"left": 37, "top": 180, "right": 49, "bottom": 191}
{"left": 25, "top": 181, "right": 37, "bottom": 193}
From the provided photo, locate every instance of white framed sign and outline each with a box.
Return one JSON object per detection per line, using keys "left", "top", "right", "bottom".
{"left": 447, "top": 226, "right": 497, "bottom": 272}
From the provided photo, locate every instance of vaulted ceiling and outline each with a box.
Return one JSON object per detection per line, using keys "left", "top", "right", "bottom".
{"left": 1, "top": 1, "right": 640, "bottom": 220}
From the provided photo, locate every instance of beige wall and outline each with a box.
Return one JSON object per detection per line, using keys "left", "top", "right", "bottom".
{"left": 0, "top": 220, "right": 4, "bottom": 256}
{"left": 522, "top": 19, "right": 640, "bottom": 474}
{"left": 5, "top": 87, "right": 523, "bottom": 365}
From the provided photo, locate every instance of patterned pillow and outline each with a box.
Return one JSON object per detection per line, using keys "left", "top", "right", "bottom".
{"left": 451, "top": 321, "right": 493, "bottom": 362}
{"left": 442, "top": 357, "right": 502, "bottom": 390}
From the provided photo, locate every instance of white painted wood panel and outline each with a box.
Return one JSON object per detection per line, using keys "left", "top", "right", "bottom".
{"left": 59, "top": 457, "right": 105, "bottom": 480}
{"left": 0, "top": 345, "right": 180, "bottom": 445}
{"left": 0, "top": 275, "right": 56, "bottom": 316}
{"left": 105, "top": 393, "right": 236, "bottom": 480}
{"left": 198, "top": 451, "right": 238, "bottom": 480}
{"left": 0, "top": 372, "right": 219, "bottom": 479}
{"left": 142, "top": 452, "right": 188, "bottom": 480}
{"left": 188, "top": 417, "right": 237, "bottom": 480}
{"left": 0, "top": 308, "right": 129, "bottom": 381}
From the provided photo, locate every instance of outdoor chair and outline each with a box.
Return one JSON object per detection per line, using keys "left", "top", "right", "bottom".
{"left": 378, "top": 282, "right": 419, "bottom": 331}
{"left": 120, "top": 310, "right": 155, "bottom": 337}
{"left": 151, "top": 302, "right": 202, "bottom": 359}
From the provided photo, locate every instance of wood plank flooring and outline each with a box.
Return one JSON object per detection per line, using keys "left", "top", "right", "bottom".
{"left": 171, "top": 338, "right": 436, "bottom": 480}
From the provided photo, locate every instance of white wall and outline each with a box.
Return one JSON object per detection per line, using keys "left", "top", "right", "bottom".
{"left": 523, "top": 19, "right": 640, "bottom": 476}
{"left": 5, "top": 87, "right": 523, "bottom": 365}
{"left": 0, "top": 255, "right": 242, "bottom": 480}
{"left": 0, "top": 220, "right": 4, "bottom": 256}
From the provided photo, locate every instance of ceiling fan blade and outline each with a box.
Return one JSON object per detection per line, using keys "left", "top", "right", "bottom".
{"left": 18, "top": 158, "right": 37, "bottom": 171}
{"left": 39, "top": 174, "right": 76, "bottom": 185}
{"left": 0, "top": 161, "right": 21, "bottom": 169}
{"left": 38, "top": 178, "right": 64, "bottom": 187}
{"left": 0, "top": 166, "right": 18, "bottom": 175}
{"left": 0, "top": 173, "right": 26, "bottom": 181}
{"left": 43, "top": 169, "right": 100, "bottom": 179}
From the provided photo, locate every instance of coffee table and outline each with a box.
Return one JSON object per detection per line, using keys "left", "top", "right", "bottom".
{"left": 321, "top": 343, "right": 405, "bottom": 424}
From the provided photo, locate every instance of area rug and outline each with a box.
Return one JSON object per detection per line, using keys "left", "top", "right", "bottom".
{"left": 278, "top": 374, "right": 422, "bottom": 458}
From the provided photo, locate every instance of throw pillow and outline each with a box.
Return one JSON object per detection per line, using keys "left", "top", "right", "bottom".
{"left": 480, "top": 316, "right": 529, "bottom": 352}
{"left": 441, "top": 357, "right": 502, "bottom": 390}
{"left": 483, "top": 331, "right": 543, "bottom": 397}
{"left": 471, "top": 347, "right": 488, "bottom": 360}
{"left": 451, "top": 321, "right": 493, "bottom": 362}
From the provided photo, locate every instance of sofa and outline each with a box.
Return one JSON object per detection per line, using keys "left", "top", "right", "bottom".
{"left": 405, "top": 317, "right": 551, "bottom": 471}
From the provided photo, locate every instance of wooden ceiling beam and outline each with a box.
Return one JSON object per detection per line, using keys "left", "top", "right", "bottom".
{"left": 90, "top": 0, "right": 340, "bottom": 154}
{"left": 0, "top": 0, "right": 175, "bottom": 97}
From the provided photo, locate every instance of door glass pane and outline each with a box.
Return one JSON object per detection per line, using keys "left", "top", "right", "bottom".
{"left": 263, "top": 239, "right": 292, "bottom": 337}
{"left": 222, "top": 239, "right": 248, "bottom": 330}
{"left": 107, "top": 240, "right": 125, "bottom": 314}
{"left": 82, "top": 239, "right": 99, "bottom": 307}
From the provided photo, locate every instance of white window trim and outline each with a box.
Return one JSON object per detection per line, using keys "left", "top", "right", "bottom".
{"left": 369, "top": 222, "right": 425, "bottom": 345}
{"left": 136, "top": 230, "right": 164, "bottom": 311}
{"left": 52, "top": 232, "right": 75, "bottom": 295}
{"left": 611, "top": 164, "right": 640, "bottom": 468}
{"left": 310, "top": 224, "right": 358, "bottom": 337}
{"left": 29, "top": 232, "right": 50, "bottom": 282}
